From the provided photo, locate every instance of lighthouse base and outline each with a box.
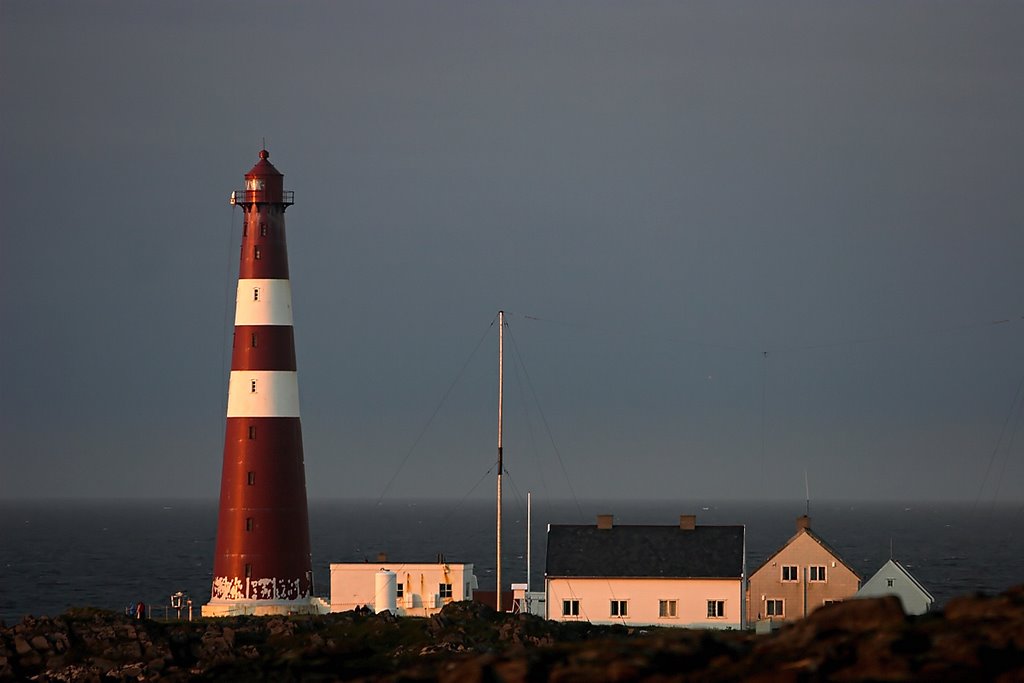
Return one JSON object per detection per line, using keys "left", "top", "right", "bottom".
{"left": 201, "top": 597, "right": 329, "bottom": 618}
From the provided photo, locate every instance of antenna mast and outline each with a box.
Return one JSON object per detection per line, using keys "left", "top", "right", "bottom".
{"left": 496, "top": 310, "right": 504, "bottom": 612}
{"left": 804, "top": 469, "right": 811, "bottom": 517}
{"left": 527, "top": 491, "right": 532, "bottom": 594}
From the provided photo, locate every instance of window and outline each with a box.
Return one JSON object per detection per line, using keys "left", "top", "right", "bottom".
{"left": 253, "top": 287, "right": 260, "bottom": 301}
{"left": 610, "top": 600, "right": 628, "bottom": 617}
{"left": 809, "top": 566, "right": 827, "bottom": 582}
{"left": 250, "top": 379, "right": 257, "bottom": 393}
{"left": 765, "top": 599, "right": 784, "bottom": 617}
{"left": 243, "top": 224, "right": 248, "bottom": 237}
{"left": 248, "top": 425, "right": 256, "bottom": 439}
{"left": 887, "top": 578, "right": 895, "bottom": 587}
{"left": 823, "top": 599, "right": 837, "bottom": 607}
{"left": 396, "top": 583, "right": 404, "bottom": 598}
{"left": 254, "top": 246, "right": 262, "bottom": 260}
{"left": 247, "top": 471, "right": 255, "bottom": 486}
{"left": 439, "top": 583, "right": 452, "bottom": 599}
{"left": 707, "top": 600, "right": 725, "bottom": 618}
{"left": 782, "top": 565, "right": 798, "bottom": 582}
{"left": 244, "top": 564, "right": 252, "bottom": 578}
{"left": 562, "top": 599, "right": 579, "bottom": 617}
{"left": 251, "top": 332, "right": 258, "bottom": 348}
{"left": 245, "top": 517, "right": 254, "bottom": 531}
{"left": 658, "top": 600, "right": 677, "bottom": 618}
{"left": 260, "top": 223, "right": 268, "bottom": 236}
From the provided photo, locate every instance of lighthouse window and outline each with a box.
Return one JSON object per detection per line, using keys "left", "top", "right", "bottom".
{"left": 243, "top": 223, "right": 248, "bottom": 236}
{"left": 244, "top": 564, "right": 252, "bottom": 578}
{"left": 245, "top": 517, "right": 254, "bottom": 531}
{"left": 253, "top": 287, "right": 260, "bottom": 301}
{"left": 254, "top": 246, "right": 262, "bottom": 260}
{"left": 251, "top": 332, "right": 258, "bottom": 348}
{"left": 250, "top": 379, "right": 257, "bottom": 393}
{"left": 248, "top": 425, "right": 256, "bottom": 439}
{"left": 247, "top": 471, "right": 255, "bottom": 486}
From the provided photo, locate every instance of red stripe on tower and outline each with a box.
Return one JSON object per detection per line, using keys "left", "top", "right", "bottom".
{"left": 203, "top": 150, "right": 320, "bottom": 616}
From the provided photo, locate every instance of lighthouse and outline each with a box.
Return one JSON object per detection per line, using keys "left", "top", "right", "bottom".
{"left": 203, "top": 150, "right": 322, "bottom": 617}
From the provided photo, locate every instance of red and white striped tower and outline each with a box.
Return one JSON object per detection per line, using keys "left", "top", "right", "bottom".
{"left": 203, "top": 149, "right": 321, "bottom": 616}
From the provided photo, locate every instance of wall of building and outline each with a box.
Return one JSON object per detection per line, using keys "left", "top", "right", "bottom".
{"left": 329, "top": 563, "right": 476, "bottom": 617}
{"left": 546, "top": 577, "right": 744, "bottom": 629}
{"left": 857, "top": 562, "right": 933, "bottom": 615}
{"left": 747, "top": 531, "right": 860, "bottom": 623}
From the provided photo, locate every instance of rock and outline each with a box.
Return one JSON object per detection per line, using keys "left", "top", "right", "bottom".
{"left": 120, "top": 640, "right": 143, "bottom": 659}
{"left": 2, "top": 585, "right": 1022, "bottom": 681}
{"left": 13, "top": 636, "right": 31, "bottom": 656}
{"left": 122, "top": 662, "right": 144, "bottom": 677}
{"left": 438, "top": 655, "right": 495, "bottom": 683}
{"left": 18, "top": 649, "right": 41, "bottom": 668}
{"left": 90, "top": 657, "right": 117, "bottom": 673}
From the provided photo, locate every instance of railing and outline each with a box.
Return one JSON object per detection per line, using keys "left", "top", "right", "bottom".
{"left": 230, "top": 190, "right": 295, "bottom": 205}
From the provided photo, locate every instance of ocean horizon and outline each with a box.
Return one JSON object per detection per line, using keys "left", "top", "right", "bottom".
{"left": 2, "top": 497, "right": 1020, "bottom": 625}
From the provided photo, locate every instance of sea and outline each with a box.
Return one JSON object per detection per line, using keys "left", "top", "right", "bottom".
{"left": 1, "top": 498, "right": 1021, "bottom": 625}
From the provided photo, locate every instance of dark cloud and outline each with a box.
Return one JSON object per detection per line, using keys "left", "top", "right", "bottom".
{"left": 2, "top": 1, "right": 1022, "bottom": 503}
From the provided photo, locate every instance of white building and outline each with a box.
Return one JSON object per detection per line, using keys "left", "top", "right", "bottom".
{"left": 856, "top": 558, "right": 934, "bottom": 615}
{"left": 330, "top": 557, "right": 478, "bottom": 617}
{"left": 546, "top": 514, "right": 746, "bottom": 629}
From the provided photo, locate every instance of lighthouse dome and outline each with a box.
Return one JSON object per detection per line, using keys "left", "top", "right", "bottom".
{"left": 240, "top": 149, "right": 286, "bottom": 203}
{"left": 246, "top": 149, "right": 283, "bottom": 178}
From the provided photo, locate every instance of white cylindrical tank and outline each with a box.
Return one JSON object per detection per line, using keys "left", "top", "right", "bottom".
{"left": 375, "top": 570, "right": 397, "bottom": 614}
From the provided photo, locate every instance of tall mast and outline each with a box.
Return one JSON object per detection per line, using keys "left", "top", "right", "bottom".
{"left": 527, "top": 491, "right": 532, "bottom": 593}
{"left": 496, "top": 310, "right": 504, "bottom": 612}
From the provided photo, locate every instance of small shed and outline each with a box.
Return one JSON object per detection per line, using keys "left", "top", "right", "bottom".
{"left": 856, "top": 558, "right": 934, "bottom": 615}
{"left": 329, "top": 556, "right": 478, "bottom": 617}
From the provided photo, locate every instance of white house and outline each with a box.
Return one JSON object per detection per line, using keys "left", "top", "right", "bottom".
{"left": 545, "top": 514, "right": 746, "bottom": 629}
{"left": 330, "top": 557, "right": 478, "bottom": 617}
{"left": 856, "top": 558, "right": 934, "bottom": 615}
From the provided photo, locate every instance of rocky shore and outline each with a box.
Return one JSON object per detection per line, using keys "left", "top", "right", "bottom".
{"left": 2, "top": 585, "right": 1021, "bottom": 682}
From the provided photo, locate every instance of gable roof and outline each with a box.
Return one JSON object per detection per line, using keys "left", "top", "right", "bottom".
{"left": 751, "top": 526, "right": 861, "bottom": 580}
{"left": 863, "top": 559, "right": 934, "bottom": 601}
{"left": 546, "top": 524, "right": 745, "bottom": 579}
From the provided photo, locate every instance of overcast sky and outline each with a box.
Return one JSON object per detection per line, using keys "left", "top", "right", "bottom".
{"left": 2, "top": 1, "right": 1022, "bottom": 504}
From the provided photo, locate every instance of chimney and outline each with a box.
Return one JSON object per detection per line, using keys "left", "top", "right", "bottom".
{"left": 796, "top": 515, "right": 811, "bottom": 531}
{"left": 377, "top": 551, "right": 388, "bottom": 562}
{"left": 596, "top": 514, "right": 614, "bottom": 530}
{"left": 679, "top": 514, "right": 696, "bottom": 531}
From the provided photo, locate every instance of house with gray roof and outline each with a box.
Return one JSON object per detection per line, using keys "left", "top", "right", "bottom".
{"left": 545, "top": 514, "right": 746, "bottom": 629}
{"left": 856, "top": 558, "right": 934, "bottom": 615}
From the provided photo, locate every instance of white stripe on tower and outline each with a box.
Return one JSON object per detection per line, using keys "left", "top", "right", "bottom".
{"left": 234, "top": 279, "right": 294, "bottom": 326}
{"left": 226, "top": 371, "right": 300, "bottom": 417}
